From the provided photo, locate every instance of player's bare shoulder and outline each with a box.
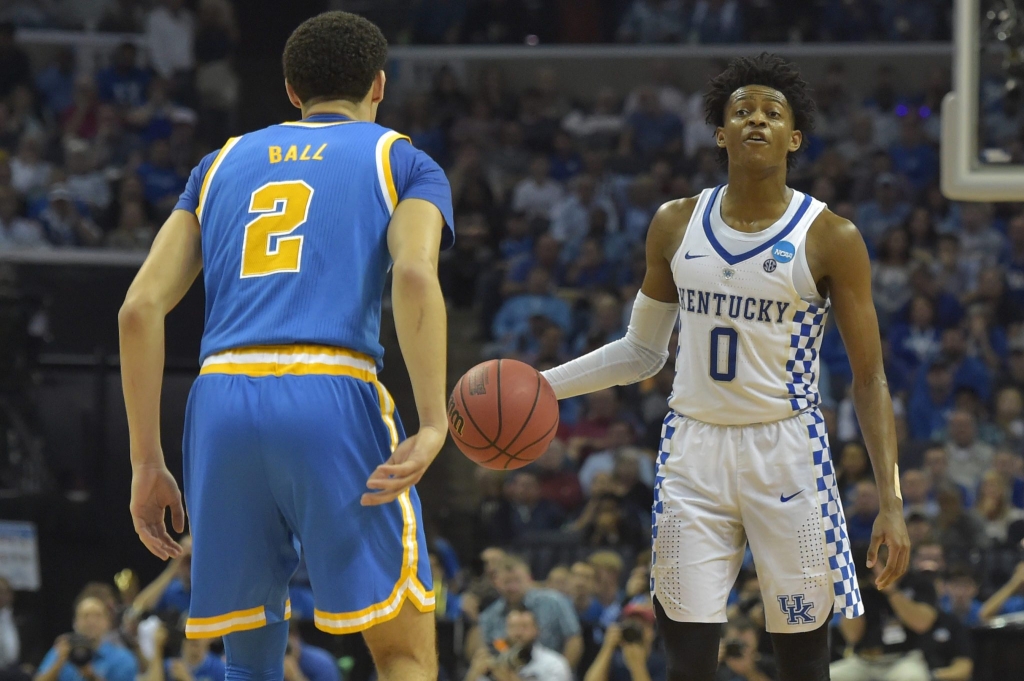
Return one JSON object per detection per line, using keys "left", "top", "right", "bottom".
{"left": 647, "top": 195, "right": 701, "bottom": 262}
{"left": 805, "top": 206, "right": 872, "bottom": 289}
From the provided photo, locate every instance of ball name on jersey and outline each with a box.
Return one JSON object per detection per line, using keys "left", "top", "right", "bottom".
{"left": 677, "top": 287, "right": 792, "bottom": 324}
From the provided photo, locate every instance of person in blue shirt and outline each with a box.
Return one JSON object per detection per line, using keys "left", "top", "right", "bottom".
{"left": 284, "top": 623, "right": 339, "bottom": 681}
{"left": 978, "top": 562, "right": 1024, "bottom": 624}
{"left": 620, "top": 88, "right": 682, "bottom": 162}
{"left": 492, "top": 268, "right": 572, "bottom": 344}
{"left": 888, "top": 114, "right": 938, "bottom": 193}
{"left": 131, "top": 536, "right": 192, "bottom": 618}
{"left": 939, "top": 567, "right": 984, "bottom": 627}
{"left": 96, "top": 43, "right": 151, "bottom": 110}
{"left": 35, "top": 597, "right": 138, "bottom": 681}
{"left": 134, "top": 139, "right": 187, "bottom": 212}
{"left": 34, "top": 47, "right": 76, "bottom": 117}
{"left": 908, "top": 362, "right": 956, "bottom": 441}
{"left": 144, "top": 624, "right": 225, "bottom": 681}
{"left": 846, "top": 480, "right": 880, "bottom": 547}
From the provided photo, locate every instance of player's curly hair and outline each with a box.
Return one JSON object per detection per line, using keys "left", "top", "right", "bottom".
{"left": 283, "top": 11, "right": 388, "bottom": 105}
{"left": 704, "top": 53, "right": 816, "bottom": 168}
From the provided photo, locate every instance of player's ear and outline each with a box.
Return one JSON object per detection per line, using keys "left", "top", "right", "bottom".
{"left": 284, "top": 80, "right": 302, "bottom": 110}
{"left": 716, "top": 127, "right": 727, "bottom": 149}
{"left": 789, "top": 129, "right": 803, "bottom": 154}
{"left": 370, "top": 70, "right": 386, "bottom": 105}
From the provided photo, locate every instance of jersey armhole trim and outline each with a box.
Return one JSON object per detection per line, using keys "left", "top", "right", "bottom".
{"left": 375, "top": 132, "right": 412, "bottom": 215}
{"left": 668, "top": 189, "right": 713, "bottom": 272}
{"left": 196, "top": 136, "right": 243, "bottom": 223}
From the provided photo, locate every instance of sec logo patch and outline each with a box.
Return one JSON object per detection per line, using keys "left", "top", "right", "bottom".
{"left": 763, "top": 259, "right": 777, "bottom": 272}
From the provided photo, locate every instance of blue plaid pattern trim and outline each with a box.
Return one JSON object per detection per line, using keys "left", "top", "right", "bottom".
{"left": 651, "top": 411, "right": 677, "bottom": 594}
{"left": 787, "top": 302, "right": 829, "bottom": 413}
{"left": 802, "top": 409, "right": 863, "bottom": 618}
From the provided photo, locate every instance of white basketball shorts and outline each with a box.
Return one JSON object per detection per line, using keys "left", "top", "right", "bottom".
{"left": 651, "top": 409, "right": 863, "bottom": 633}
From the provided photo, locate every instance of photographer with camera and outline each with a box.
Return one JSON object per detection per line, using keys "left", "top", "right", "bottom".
{"left": 34, "top": 597, "right": 137, "bottom": 681}
{"left": 714, "top": 618, "right": 775, "bottom": 681}
{"left": 584, "top": 601, "right": 665, "bottom": 681}
{"left": 464, "top": 607, "right": 573, "bottom": 681}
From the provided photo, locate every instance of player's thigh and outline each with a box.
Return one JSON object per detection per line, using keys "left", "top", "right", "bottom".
{"left": 361, "top": 599, "right": 437, "bottom": 669}
{"left": 740, "top": 411, "right": 861, "bottom": 633}
{"left": 182, "top": 375, "right": 297, "bottom": 636}
{"left": 828, "top": 656, "right": 873, "bottom": 681}
{"left": 882, "top": 652, "right": 929, "bottom": 681}
{"left": 653, "top": 415, "right": 745, "bottom": 624}
{"left": 259, "top": 375, "right": 433, "bottom": 632}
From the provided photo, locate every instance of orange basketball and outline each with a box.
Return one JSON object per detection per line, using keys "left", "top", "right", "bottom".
{"left": 447, "top": 359, "right": 560, "bottom": 470}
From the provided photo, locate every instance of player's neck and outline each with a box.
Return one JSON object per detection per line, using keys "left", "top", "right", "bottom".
{"left": 302, "top": 100, "right": 374, "bottom": 122}
{"left": 722, "top": 165, "right": 792, "bottom": 224}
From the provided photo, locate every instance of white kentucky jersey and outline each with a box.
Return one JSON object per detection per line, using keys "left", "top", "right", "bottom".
{"left": 668, "top": 185, "right": 828, "bottom": 426}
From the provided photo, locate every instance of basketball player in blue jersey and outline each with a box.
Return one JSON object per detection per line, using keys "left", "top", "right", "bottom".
{"left": 118, "top": 12, "right": 452, "bottom": 681}
{"left": 540, "top": 54, "right": 911, "bottom": 681}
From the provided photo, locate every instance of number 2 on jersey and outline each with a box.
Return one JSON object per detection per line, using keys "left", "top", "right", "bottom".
{"left": 709, "top": 327, "right": 737, "bottom": 382}
{"left": 240, "top": 180, "right": 313, "bottom": 278}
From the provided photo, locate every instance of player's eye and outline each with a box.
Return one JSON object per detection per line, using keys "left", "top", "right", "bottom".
{"left": 736, "top": 109, "right": 748, "bottom": 117}
{"left": 768, "top": 110, "right": 781, "bottom": 118}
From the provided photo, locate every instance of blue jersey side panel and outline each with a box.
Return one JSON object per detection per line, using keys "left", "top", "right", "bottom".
{"left": 176, "top": 115, "right": 454, "bottom": 368}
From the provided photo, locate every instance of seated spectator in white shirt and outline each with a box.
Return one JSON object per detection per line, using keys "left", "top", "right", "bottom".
{"left": 512, "top": 156, "right": 564, "bottom": 224}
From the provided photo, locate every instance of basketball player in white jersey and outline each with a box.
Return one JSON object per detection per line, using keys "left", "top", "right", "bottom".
{"left": 541, "top": 54, "right": 910, "bottom": 681}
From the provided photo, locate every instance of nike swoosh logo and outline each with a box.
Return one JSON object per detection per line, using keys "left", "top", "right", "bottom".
{"left": 780, "top": 490, "right": 804, "bottom": 503}
{"left": 684, "top": 252, "right": 708, "bottom": 260}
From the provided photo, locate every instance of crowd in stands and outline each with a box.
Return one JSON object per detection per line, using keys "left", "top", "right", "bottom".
{"left": 0, "top": 0, "right": 239, "bottom": 251}
{"left": 328, "top": 0, "right": 953, "bottom": 45}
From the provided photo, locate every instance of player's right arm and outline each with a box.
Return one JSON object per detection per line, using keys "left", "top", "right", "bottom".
{"left": 361, "top": 198, "right": 448, "bottom": 507}
{"left": 540, "top": 199, "right": 693, "bottom": 400}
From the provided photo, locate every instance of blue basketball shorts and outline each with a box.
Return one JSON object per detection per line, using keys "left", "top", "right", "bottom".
{"left": 181, "top": 345, "right": 434, "bottom": 639}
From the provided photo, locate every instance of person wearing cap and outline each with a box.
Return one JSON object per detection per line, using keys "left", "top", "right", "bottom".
{"left": 584, "top": 600, "right": 665, "bottom": 681}
{"left": 38, "top": 183, "right": 102, "bottom": 247}
{"left": 854, "top": 172, "right": 910, "bottom": 249}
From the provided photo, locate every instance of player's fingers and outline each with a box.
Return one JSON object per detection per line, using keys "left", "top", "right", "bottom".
{"left": 147, "top": 520, "right": 183, "bottom": 558}
{"left": 171, "top": 496, "right": 186, "bottom": 534}
{"left": 866, "top": 532, "right": 881, "bottom": 568}
{"left": 360, "top": 489, "right": 404, "bottom": 506}
{"left": 366, "top": 471, "right": 419, "bottom": 492}
{"left": 137, "top": 527, "right": 170, "bottom": 560}
{"left": 367, "top": 461, "right": 421, "bottom": 481}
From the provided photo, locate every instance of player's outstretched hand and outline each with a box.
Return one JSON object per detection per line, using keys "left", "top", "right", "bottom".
{"left": 867, "top": 506, "right": 910, "bottom": 590}
{"left": 362, "top": 425, "right": 446, "bottom": 506}
{"left": 130, "top": 462, "right": 186, "bottom": 560}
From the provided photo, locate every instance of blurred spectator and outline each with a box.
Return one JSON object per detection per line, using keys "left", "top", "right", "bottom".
{"left": 836, "top": 441, "right": 873, "bottom": 502}
{"left": 616, "top": 0, "right": 686, "bottom": 43}
{"left": 583, "top": 601, "right": 665, "bottom": 681}
{"left": 146, "top": 0, "right": 195, "bottom": 82}
{"left": 105, "top": 201, "right": 154, "bottom": 250}
{"left": 888, "top": 295, "right": 940, "bottom": 375}
{"left": 65, "top": 141, "right": 112, "bottom": 213}
{"left": 132, "top": 536, "right": 191, "bottom": 618}
{"left": 35, "top": 48, "right": 77, "bottom": 119}
{"left": 285, "top": 622, "right": 340, "bottom": 681}
{"left": 933, "top": 484, "right": 983, "bottom": 562}
{"left": 562, "top": 88, "right": 625, "bottom": 152}
{"left": 96, "top": 43, "right": 151, "bottom": 110}
{"left": 992, "top": 448, "right": 1024, "bottom": 507}
{"left": 194, "top": 0, "right": 240, "bottom": 144}
{"left": 550, "top": 175, "right": 618, "bottom": 250}
{"left": 586, "top": 551, "right": 624, "bottom": 628}
{"left": 0, "top": 578, "right": 18, "bottom": 669}
{"left": 512, "top": 156, "right": 564, "bottom": 223}
{"left": 532, "top": 441, "right": 584, "bottom": 513}
{"left": 909, "top": 362, "right": 955, "bottom": 441}
{"left": 0, "top": 185, "right": 46, "bottom": 248}
{"left": 566, "top": 243, "right": 616, "bottom": 291}
{"left": 919, "top": 610, "right": 973, "bottom": 681}
{"left": 832, "top": 554, "right": 936, "bottom": 681}
{"left": 944, "top": 409, "right": 994, "bottom": 492}
{"left": 472, "top": 555, "right": 583, "bottom": 668}
{"left": 492, "top": 268, "right": 571, "bottom": 348}
{"left": 39, "top": 184, "right": 102, "bottom": 247}
{"left": 465, "top": 607, "right": 573, "bottom": 681}
{"left": 0, "top": 23, "right": 30, "bottom": 100}
{"left": 957, "top": 203, "right": 1005, "bottom": 286}
{"left": 9, "top": 134, "right": 52, "bottom": 200}
{"left": 579, "top": 423, "right": 651, "bottom": 495}
{"left": 135, "top": 139, "right": 187, "bottom": 214}
{"left": 978, "top": 561, "right": 1024, "bottom": 623}
{"left": 690, "top": 0, "right": 744, "bottom": 43}
{"left": 871, "top": 227, "right": 913, "bottom": 327}
{"left": 618, "top": 87, "right": 682, "bottom": 163}
{"left": 578, "top": 492, "right": 649, "bottom": 554}
{"left": 35, "top": 596, "right": 137, "bottom": 681}
{"left": 940, "top": 566, "right": 983, "bottom": 626}
{"left": 855, "top": 173, "right": 910, "bottom": 249}
{"left": 901, "top": 468, "right": 938, "bottom": 519}
{"left": 62, "top": 78, "right": 101, "bottom": 140}
{"left": 8, "top": 86, "right": 44, "bottom": 142}
{"left": 142, "top": 623, "right": 224, "bottom": 681}
{"left": 888, "top": 113, "right": 938, "bottom": 193}
{"left": 846, "top": 479, "right": 880, "bottom": 546}
{"left": 972, "top": 469, "right": 1024, "bottom": 545}
{"left": 714, "top": 617, "right": 774, "bottom": 681}
{"left": 486, "top": 470, "right": 566, "bottom": 544}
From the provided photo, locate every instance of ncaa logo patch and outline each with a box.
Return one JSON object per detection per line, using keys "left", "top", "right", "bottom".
{"left": 763, "top": 259, "right": 777, "bottom": 273}
{"left": 772, "top": 241, "right": 796, "bottom": 264}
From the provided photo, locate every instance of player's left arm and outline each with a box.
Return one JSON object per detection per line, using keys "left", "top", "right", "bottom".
{"left": 811, "top": 211, "right": 909, "bottom": 590}
{"left": 118, "top": 209, "right": 202, "bottom": 560}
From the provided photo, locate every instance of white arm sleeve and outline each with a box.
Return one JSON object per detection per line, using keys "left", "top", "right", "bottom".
{"left": 541, "top": 292, "right": 678, "bottom": 400}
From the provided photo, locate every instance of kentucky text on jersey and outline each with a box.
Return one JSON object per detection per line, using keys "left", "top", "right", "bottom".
{"left": 677, "top": 287, "right": 791, "bottom": 324}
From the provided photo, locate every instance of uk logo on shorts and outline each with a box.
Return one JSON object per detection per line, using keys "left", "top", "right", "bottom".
{"left": 771, "top": 241, "right": 796, "bottom": 263}
{"left": 778, "top": 594, "right": 815, "bottom": 625}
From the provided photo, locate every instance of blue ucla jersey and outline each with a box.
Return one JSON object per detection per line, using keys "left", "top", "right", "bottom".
{"left": 174, "top": 113, "right": 455, "bottom": 367}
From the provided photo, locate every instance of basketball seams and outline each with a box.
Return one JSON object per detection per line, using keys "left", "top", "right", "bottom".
{"left": 496, "top": 367, "right": 543, "bottom": 454}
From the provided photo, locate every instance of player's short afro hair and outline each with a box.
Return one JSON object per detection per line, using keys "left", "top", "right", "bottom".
{"left": 704, "top": 53, "right": 815, "bottom": 168}
{"left": 283, "top": 11, "right": 388, "bottom": 105}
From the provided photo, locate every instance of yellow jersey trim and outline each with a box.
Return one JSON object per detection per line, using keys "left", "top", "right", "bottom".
{"left": 199, "top": 344, "right": 377, "bottom": 381}
{"left": 185, "top": 605, "right": 267, "bottom": 638}
{"left": 375, "top": 131, "right": 411, "bottom": 215}
{"left": 196, "top": 136, "right": 242, "bottom": 223}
